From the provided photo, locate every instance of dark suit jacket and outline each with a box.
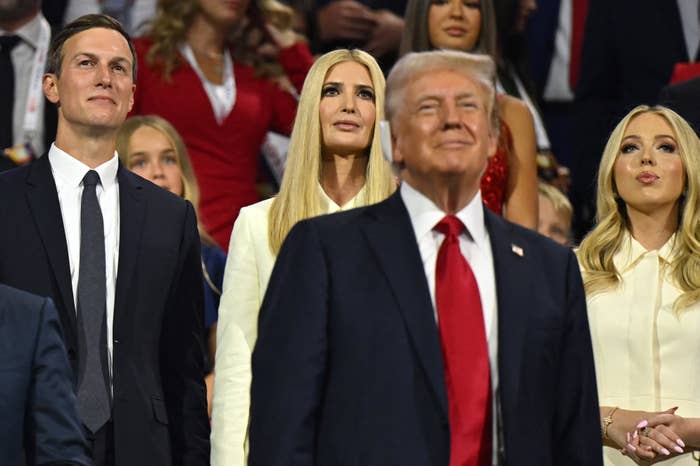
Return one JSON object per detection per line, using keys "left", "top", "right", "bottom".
{"left": 525, "top": 0, "right": 561, "bottom": 97}
{"left": 0, "top": 155, "right": 210, "bottom": 465}
{"left": 0, "top": 283, "right": 90, "bottom": 466}
{"left": 572, "top": 0, "right": 689, "bottom": 236}
{"left": 658, "top": 77, "right": 700, "bottom": 135}
{"left": 249, "top": 191, "right": 602, "bottom": 466}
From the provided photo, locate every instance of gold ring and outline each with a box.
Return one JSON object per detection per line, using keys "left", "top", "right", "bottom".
{"left": 641, "top": 427, "right": 651, "bottom": 437}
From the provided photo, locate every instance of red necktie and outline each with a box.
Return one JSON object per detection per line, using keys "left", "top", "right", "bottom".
{"left": 569, "top": 0, "right": 589, "bottom": 90}
{"left": 434, "top": 216, "right": 492, "bottom": 466}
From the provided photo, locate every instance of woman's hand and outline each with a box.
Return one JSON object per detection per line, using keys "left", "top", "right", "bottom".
{"left": 636, "top": 412, "right": 688, "bottom": 459}
{"left": 622, "top": 408, "right": 688, "bottom": 463}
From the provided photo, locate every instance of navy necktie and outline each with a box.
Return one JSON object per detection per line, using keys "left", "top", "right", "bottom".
{"left": 76, "top": 170, "right": 111, "bottom": 433}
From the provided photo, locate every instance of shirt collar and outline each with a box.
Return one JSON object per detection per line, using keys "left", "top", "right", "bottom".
{"left": 318, "top": 183, "right": 368, "bottom": 213}
{"left": 1, "top": 12, "right": 43, "bottom": 49}
{"left": 400, "top": 181, "right": 488, "bottom": 249}
{"left": 48, "top": 143, "right": 119, "bottom": 191}
{"left": 613, "top": 231, "right": 677, "bottom": 273}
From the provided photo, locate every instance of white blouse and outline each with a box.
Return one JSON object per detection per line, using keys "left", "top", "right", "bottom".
{"left": 581, "top": 234, "right": 700, "bottom": 466}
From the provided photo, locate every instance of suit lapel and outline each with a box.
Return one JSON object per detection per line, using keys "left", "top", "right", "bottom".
{"left": 25, "top": 155, "right": 77, "bottom": 344}
{"left": 485, "top": 210, "right": 531, "bottom": 416}
{"left": 113, "top": 166, "right": 145, "bottom": 342}
{"left": 362, "top": 192, "right": 448, "bottom": 419}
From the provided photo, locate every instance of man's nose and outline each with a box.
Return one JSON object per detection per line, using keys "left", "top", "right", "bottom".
{"left": 441, "top": 102, "right": 461, "bottom": 129}
{"left": 95, "top": 62, "right": 112, "bottom": 86}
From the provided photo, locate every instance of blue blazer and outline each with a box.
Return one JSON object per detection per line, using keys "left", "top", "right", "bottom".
{"left": 0, "top": 283, "right": 90, "bottom": 466}
{"left": 0, "top": 154, "right": 210, "bottom": 465}
{"left": 249, "top": 191, "right": 602, "bottom": 466}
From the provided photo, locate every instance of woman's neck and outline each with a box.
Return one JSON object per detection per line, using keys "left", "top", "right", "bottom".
{"left": 186, "top": 14, "right": 228, "bottom": 56}
{"left": 320, "top": 153, "right": 368, "bottom": 207}
{"left": 626, "top": 204, "right": 679, "bottom": 250}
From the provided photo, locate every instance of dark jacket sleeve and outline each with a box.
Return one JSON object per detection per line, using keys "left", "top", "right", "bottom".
{"left": 552, "top": 251, "right": 602, "bottom": 466}
{"left": 161, "top": 201, "right": 211, "bottom": 466}
{"left": 249, "top": 220, "right": 329, "bottom": 466}
{"left": 31, "top": 297, "right": 91, "bottom": 466}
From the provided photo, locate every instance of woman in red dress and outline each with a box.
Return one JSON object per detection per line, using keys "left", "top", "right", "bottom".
{"left": 131, "top": 0, "right": 313, "bottom": 247}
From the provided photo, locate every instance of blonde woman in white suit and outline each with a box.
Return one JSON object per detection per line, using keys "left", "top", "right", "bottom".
{"left": 210, "top": 49, "right": 396, "bottom": 465}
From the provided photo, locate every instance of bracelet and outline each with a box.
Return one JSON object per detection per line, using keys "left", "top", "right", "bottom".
{"left": 602, "top": 406, "right": 619, "bottom": 440}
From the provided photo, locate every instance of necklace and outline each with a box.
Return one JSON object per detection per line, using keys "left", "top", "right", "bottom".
{"left": 190, "top": 45, "right": 225, "bottom": 73}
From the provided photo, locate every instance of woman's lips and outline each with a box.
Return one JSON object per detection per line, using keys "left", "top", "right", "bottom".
{"left": 636, "top": 172, "right": 659, "bottom": 184}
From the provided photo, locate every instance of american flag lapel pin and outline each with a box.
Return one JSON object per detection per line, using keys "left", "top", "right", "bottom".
{"left": 511, "top": 243, "right": 524, "bottom": 257}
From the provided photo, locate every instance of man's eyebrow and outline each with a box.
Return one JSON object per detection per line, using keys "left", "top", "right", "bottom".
{"left": 71, "top": 52, "right": 132, "bottom": 65}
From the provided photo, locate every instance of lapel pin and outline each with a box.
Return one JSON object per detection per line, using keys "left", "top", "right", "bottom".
{"left": 511, "top": 243, "right": 524, "bottom": 257}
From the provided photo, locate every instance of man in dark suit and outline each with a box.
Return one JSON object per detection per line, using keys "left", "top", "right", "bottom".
{"left": 0, "top": 14, "right": 209, "bottom": 466}
{"left": 0, "top": 283, "right": 90, "bottom": 466}
{"left": 0, "top": 0, "right": 58, "bottom": 172}
{"left": 249, "top": 50, "right": 602, "bottom": 465}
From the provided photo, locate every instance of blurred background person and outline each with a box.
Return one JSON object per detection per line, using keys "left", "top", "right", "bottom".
{"left": 41, "top": 0, "right": 156, "bottom": 35}
{"left": 577, "top": 105, "right": 700, "bottom": 465}
{"left": 571, "top": 0, "right": 699, "bottom": 240}
{"left": 0, "top": 283, "right": 90, "bottom": 466}
{"left": 211, "top": 49, "right": 395, "bottom": 466}
{"left": 306, "top": 0, "right": 404, "bottom": 74}
{"left": 130, "top": 0, "right": 313, "bottom": 248}
{"left": 116, "top": 115, "right": 226, "bottom": 418}
{"left": 0, "top": 0, "right": 55, "bottom": 171}
{"left": 400, "top": 0, "right": 539, "bottom": 229}
{"left": 525, "top": 0, "right": 588, "bottom": 173}
{"left": 537, "top": 181, "right": 572, "bottom": 246}
{"left": 659, "top": 76, "right": 700, "bottom": 136}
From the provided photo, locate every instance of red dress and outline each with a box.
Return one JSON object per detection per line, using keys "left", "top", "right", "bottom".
{"left": 480, "top": 120, "right": 511, "bottom": 215}
{"left": 131, "top": 38, "right": 313, "bottom": 248}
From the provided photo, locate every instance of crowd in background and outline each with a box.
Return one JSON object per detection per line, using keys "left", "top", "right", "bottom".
{"left": 3, "top": 0, "right": 700, "bottom": 465}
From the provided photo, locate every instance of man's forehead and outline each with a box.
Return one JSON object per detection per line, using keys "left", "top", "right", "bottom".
{"left": 407, "top": 69, "right": 482, "bottom": 98}
{"left": 64, "top": 27, "right": 131, "bottom": 58}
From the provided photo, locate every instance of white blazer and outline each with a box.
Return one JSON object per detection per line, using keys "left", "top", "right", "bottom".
{"left": 211, "top": 186, "right": 368, "bottom": 465}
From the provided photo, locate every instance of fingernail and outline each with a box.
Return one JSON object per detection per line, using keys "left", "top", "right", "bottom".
{"left": 633, "top": 430, "right": 638, "bottom": 438}
{"left": 674, "top": 446, "right": 684, "bottom": 453}
{"left": 661, "top": 448, "right": 670, "bottom": 456}
{"left": 636, "top": 420, "right": 648, "bottom": 429}
{"left": 677, "top": 438, "right": 686, "bottom": 447}
{"left": 626, "top": 444, "right": 636, "bottom": 453}
{"left": 627, "top": 432, "right": 630, "bottom": 442}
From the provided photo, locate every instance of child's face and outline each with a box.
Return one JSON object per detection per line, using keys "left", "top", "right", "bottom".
{"left": 538, "top": 194, "right": 570, "bottom": 246}
{"left": 126, "top": 126, "right": 184, "bottom": 197}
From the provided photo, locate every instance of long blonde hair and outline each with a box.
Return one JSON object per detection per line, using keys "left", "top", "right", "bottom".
{"left": 268, "top": 49, "right": 396, "bottom": 255}
{"left": 116, "top": 115, "right": 216, "bottom": 246}
{"left": 145, "top": 0, "right": 294, "bottom": 79}
{"left": 577, "top": 105, "right": 700, "bottom": 312}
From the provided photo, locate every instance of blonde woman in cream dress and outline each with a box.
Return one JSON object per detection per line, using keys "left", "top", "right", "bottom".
{"left": 577, "top": 105, "right": 700, "bottom": 465}
{"left": 209, "top": 49, "right": 396, "bottom": 466}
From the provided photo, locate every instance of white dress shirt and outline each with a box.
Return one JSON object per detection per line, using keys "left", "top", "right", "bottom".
{"left": 400, "top": 181, "right": 499, "bottom": 465}
{"left": 677, "top": 0, "right": 700, "bottom": 61}
{"left": 543, "top": 0, "right": 574, "bottom": 102}
{"left": 48, "top": 144, "right": 120, "bottom": 378}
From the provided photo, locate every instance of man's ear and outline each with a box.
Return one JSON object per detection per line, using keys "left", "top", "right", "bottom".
{"left": 43, "top": 74, "right": 59, "bottom": 104}
{"left": 391, "top": 134, "right": 402, "bottom": 164}
{"left": 128, "top": 83, "right": 135, "bottom": 113}
{"left": 486, "top": 127, "right": 498, "bottom": 159}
